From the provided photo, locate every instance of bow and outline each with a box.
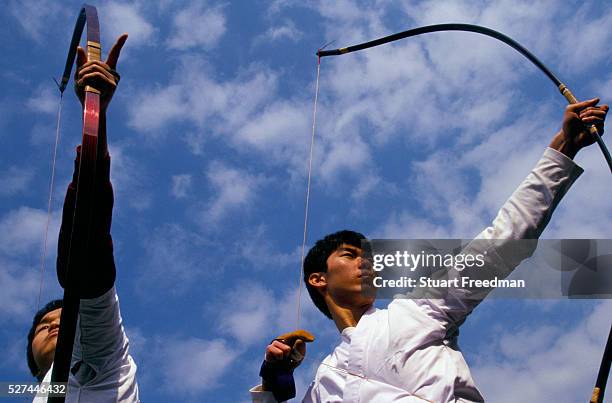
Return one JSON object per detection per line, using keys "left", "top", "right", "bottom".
{"left": 317, "top": 23, "right": 612, "bottom": 174}
{"left": 49, "top": 4, "right": 101, "bottom": 401}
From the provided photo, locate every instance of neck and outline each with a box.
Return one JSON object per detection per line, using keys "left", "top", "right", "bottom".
{"left": 326, "top": 296, "right": 372, "bottom": 333}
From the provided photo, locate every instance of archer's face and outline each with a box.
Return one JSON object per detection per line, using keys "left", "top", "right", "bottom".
{"left": 31, "top": 308, "right": 61, "bottom": 377}
{"left": 323, "top": 244, "right": 376, "bottom": 307}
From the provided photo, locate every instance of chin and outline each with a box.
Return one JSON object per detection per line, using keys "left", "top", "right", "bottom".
{"left": 354, "top": 291, "right": 376, "bottom": 306}
{"left": 360, "top": 283, "right": 377, "bottom": 301}
{"left": 45, "top": 342, "right": 58, "bottom": 362}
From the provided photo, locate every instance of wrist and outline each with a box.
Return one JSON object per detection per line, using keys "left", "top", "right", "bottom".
{"left": 549, "top": 131, "right": 578, "bottom": 159}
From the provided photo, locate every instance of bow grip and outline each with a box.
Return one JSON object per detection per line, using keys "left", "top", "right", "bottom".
{"left": 559, "top": 84, "right": 605, "bottom": 141}
{"left": 84, "top": 40, "right": 102, "bottom": 94}
{"left": 559, "top": 83, "right": 599, "bottom": 134}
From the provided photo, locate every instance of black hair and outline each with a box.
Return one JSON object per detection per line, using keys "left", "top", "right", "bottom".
{"left": 303, "top": 230, "right": 366, "bottom": 319}
{"left": 27, "top": 299, "right": 63, "bottom": 380}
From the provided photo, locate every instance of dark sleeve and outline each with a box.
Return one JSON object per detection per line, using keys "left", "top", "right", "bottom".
{"left": 57, "top": 145, "right": 116, "bottom": 298}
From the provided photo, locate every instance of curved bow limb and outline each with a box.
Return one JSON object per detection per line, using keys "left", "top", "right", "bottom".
{"left": 317, "top": 23, "right": 612, "bottom": 174}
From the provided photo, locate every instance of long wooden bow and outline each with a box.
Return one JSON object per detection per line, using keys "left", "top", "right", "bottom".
{"left": 317, "top": 23, "right": 612, "bottom": 174}
{"left": 50, "top": 4, "right": 102, "bottom": 402}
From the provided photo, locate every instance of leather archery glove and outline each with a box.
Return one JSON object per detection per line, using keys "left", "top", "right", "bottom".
{"left": 260, "top": 330, "right": 315, "bottom": 402}
{"left": 57, "top": 146, "right": 116, "bottom": 299}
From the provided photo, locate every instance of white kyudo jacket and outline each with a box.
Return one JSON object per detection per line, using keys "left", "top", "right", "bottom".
{"left": 251, "top": 148, "right": 583, "bottom": 402}
{"left": 35, "top": 287, "right": 139, "bottom": 402}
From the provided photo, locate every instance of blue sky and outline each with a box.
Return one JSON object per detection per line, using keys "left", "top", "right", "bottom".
{"left": 0, "top": 1, "right": 611, "bottom": 402}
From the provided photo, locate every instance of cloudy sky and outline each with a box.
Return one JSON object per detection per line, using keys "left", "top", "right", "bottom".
{"left": 0, "top": 0, "right": 610, "bottom": 402}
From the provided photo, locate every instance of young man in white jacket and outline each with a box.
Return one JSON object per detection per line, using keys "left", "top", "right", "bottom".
{"left": 251, "top": 98, "right": 608, "bottom": 402}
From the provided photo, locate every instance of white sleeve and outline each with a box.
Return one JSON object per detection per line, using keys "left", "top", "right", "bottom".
{"left": 72, "top": 285, "right": 131, "bottom": 374}
{"left": 250, "top": 383, "right": 315, "bottom": 402}
{"left": 250, "top": 384, "right": 278, "bottom": 402}
{"left": 418, "top": 147, "right": 584, "bottom": 325}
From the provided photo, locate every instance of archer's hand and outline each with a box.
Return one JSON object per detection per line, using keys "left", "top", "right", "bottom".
{"left": 74, "top": 33, "right": 128, "bottom": 113}
{"left": 260, "top": 330, "right": 314, "bottom": 400}
{"left": 549, "top": 98, "right": 608, "bottom": 159}
{"left": 265, "top": 339, "right": 307, "bottom": 371}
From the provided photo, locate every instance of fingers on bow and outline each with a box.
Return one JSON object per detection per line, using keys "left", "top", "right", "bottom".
{"left": 74, "top": 33, "right": 127, "bottom": 87}
{"left": 75, "top": 61, "right": 118, "bottom": 89}
{"left": 579, "top": 104, "right": 609, "bottom": 125}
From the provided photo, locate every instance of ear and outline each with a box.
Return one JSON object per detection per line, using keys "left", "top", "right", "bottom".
{"left": 308, "top": 272, "right": 327, "bottom": 293}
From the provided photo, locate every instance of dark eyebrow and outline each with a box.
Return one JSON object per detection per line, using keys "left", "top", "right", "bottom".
{"left": 338, "top": 246, "right": 361, "bottom": 253}
{"left": 36, "top": 319, "right": 51, "bottom": 328}
{"left": 37, "top": 313, "right": 57, "bottom": 327}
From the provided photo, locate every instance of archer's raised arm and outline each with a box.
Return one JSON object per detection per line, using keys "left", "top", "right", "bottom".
{"left": 56, "top": 34, "right": 128, "bottom": 299}
{"left": 409, "top": 97, "right": 607, "bottom": 327}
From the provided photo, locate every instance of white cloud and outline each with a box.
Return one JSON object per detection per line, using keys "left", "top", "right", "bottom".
{"left": 267, "top": 21, "right": 302, "bottom": 42}
{"left": 350, "top": 173, "right": 384, "bottom": 201}
{"left": 0, "top": 207, "right": 59, "bottom": 258}
{"left": 183, "top": 130, "right": 207, "bottom": 155}
{"left": 237, "top": 225, "right": 298, "bottom": 271}
{"left": 315, "top": 0, "right": 377, "bottom": 28}
{"left": 556, "top": 4, "right": 612, "bottom": 74}
{"left": 128, "top": 58, "right": 277, "bottom": 135}
{"left": 216, "top": 281, "right": 325, "bottom": 348}
{"left": 472, "top": 300, "right": 612, "bottom": 402}
{"left": 126, "top": 0, "right": 612, "bottom": 233}
{"left": 102, "top": 2, "right": 155, "bottom": 48}
{"left": 591, "top": 74, "right": 612, "bottom": 97}
{"left": 126, "top": 84, "right": 186, "bottom": 133}
{"left": 108, "top": 143, "right": 152, "bottom": 211}
{"left": 124, "top": 327, "right": 147, "bottom": 360}
{"left": 217, "top": 283, "right": 276, "bottom": 346}
{"left": 8, "top": 0, "right": 65, "bottom": 43}
{"left": 6, "top": 337, "right": 30, "bottom": 372}
{"left": 317, "top": 135, "right": 372, "bottom": 183}
{"left": 0, "top": 166, "right": 35, "bottom": 196}
{"left": 138, "top": 223, "right": 212, "bottom": 296}
{"left": 0, "top": 259, "right": 40, "bottom": 323}
{"left": 0, "top": 206, "right": 62, "bottom": 324}
{"left": 166, "top": 3, "right": 226, "bottom": 50}
{"left": 202, "top": 162, "right": 265, "bottom": 224}
{"left": 254, "top": 20, "right": 303, "bottom": 45}
{"left": 544, "top": 145, "right": 612, "bottom": 238}
{"left": 26, "top": 85, "right": 58, "bottom": 115}
{"left": 376, "top": 211, "right": 451, "bottom": 239}
{"left": 234, "top": 99, "right": 311, "bottom": 176}
{"left": 158, "top": 337, "right": 239, "bottom": 393}
{"left": 400, "top": 0, "right": 612, "bottom": 78}
{"left": 266, "top": 0, "right": 303, "bottom": 16}
{"left": 171, "top": 174, "right": 192, "bottom": 199}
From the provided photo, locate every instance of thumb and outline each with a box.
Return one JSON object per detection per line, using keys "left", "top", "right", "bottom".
{"left": 106, "top": 33, "right": 128, "bottom": 70}
{"left": 293, "top": 339, "right": 306, "bottom": 357}
{"left": 567, "top": 97, "right": 599, "bottom": 113}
